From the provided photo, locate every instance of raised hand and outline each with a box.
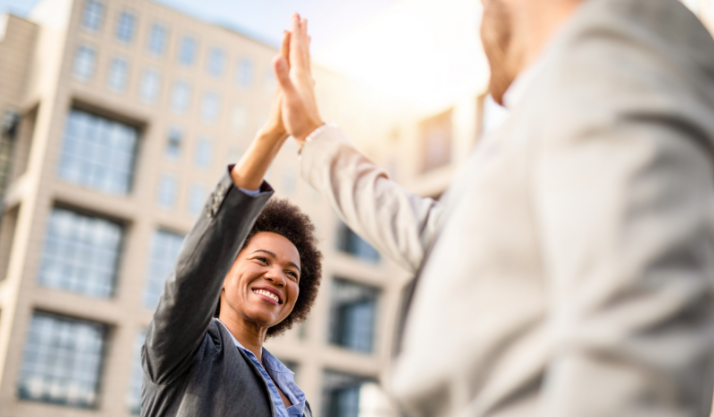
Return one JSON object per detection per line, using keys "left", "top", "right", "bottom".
{"left": 273, "top": 14, "right": 324, "bottom": 145}
{"left": 229, "top": 30, "right": 293, "bottom": 190}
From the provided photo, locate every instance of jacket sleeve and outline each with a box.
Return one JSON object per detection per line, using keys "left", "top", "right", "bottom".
{"left": 299, "top": 125, "right": 443, "bottom": 273}
{"left": 142, "top": 167, "right": 273, "bottom": 385}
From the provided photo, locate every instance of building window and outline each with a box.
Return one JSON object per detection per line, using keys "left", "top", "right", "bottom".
{"left": 107, "top": 58, "right": 129, "bottom": 92}
{"left": 58, "top": 109, "right": 138, "bottom": 194}
{"left": 207, "top": 48, "right": 225, "bottom": 76}
{"left": 127, "top": 330, "right": 146, "bottom": 414}
{"left": 116, "top": 11, "right": 136, "bottom": 43}
{"left": 156, "top": 174, "right": 177, "bottom": 209}
{"left": 336, "top": 222, "right": 380, "bottom": 263}
{"left": 38, "top": 208, "right": 122, "bottom": 297}
{"left": 178, "top": 36, "right": 197, "bottom": 66}
{"left": 147, "top": 23, "right": 168, "bottom": 56}
{"left": 188, "top": 183, "right": 206, "bottom": 216}
{"left": 165, "top": 127, "right": 182, "bottom": 159}
{"left": 139, "top": 69, "right": 161, "bottom": 103}
{"left": 82, "top": 0, "right": 104, "bottom": 31}
{"left": 236, "top": 58, "right": 254, "bottom": 87}
{"left": 73, "top": 45, "right": 96, "bottom": 81}
{"left": 329, "top": 278, "right": 379, "bottom": 353}
{"left": 143, "top": 230, "right": 185, "bottom": 308}
{"left": 170, "top": 81, "right": 191, "bottom": 113}
{"left": 194, "top": 137, "right": 213, "bottom": 169}
{"left": 421, "top": 109, "right": 452, "bottom": 172}
{"left": 322, "top": 371, "right": 391, "bottom": 417}
{"left": 18, "top": 313, "right": 106, "bottom": 408}
{"left": 200, "top": 92, "right": 220, "bottom": 123}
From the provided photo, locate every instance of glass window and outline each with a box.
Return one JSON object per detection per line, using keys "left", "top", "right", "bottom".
{"left": 336, "top": 222, "right": 380, "bottom": 263}
{"left": 143, "top": 230, "right": 185, "bottom": 308}
{"left": 126, "top": 330, "right": 146, "bottom": 414}
{"left": 147, "top": 23, "right": 168, "bottom": 56}
{"left": 165, "top": 127, "right": 182, "bottom": 159}
{"left": 322, "top": 371, "right": 391, "bottom": 417}
{"left": 58, "top": 109, "right": 138, "bottom": 194}
{"left": 236, "top": 58, "right": 254, "bottom": 87}
{"left": 170, "top": 81, "right": 191, "bottom": 113}
{"left": 37, "top": 208, "right": 122, "bottom": 298}
{"left": 156, "top": 174, "right": 177, "bottom": 209}
{"left": 116, "top": 11, "right": 136, "bottom": 43}
{"left": 207, "top": 48, "right": 225, "bottom": 76}
{"left": 329, "top": 278, "right": 379, "bottom": 353}
{"left": 73, "top": 45, "right": 96, "bottom": 81}
{"left": 178, "top": 36, "right": 197, "bottom": 66}
{"left": 139, "top": 69, "right": 161, "bottom": 104}
{"left": 194, "top": 137, "right": 213, "bottom": 169}
{"left": 82, "top": 0, "right": 104, "bottom": 31}
{"left": 200, "top": 92, "right": 220, "bottom": 123}
{"left": 188, "top": 183, "right": 206, "bottom": 216}
{"left": 18, "top": 313, "right": 106, "bottom": 408}
{"left": 107, "top": 58, "right": 129, "bottom": 92}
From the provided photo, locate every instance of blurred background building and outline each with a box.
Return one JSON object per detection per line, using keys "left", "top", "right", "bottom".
{"left": 0, "top": 0, "right": 712, "bottom": 416}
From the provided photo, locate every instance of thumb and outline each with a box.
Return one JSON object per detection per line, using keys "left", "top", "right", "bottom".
{"left": 273, "top": 56, "right": 298, "bottom": 99}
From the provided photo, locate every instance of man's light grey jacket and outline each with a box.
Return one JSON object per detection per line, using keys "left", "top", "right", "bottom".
{"left": 299, "top": 0, "right": 714, "bottom": 416}
{"left": 140, "top": 171, "right": 312, "bottom": 417}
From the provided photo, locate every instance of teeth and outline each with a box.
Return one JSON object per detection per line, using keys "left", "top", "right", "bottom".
{"left": 253, "top": 289, "right": 279, "bottom": 303}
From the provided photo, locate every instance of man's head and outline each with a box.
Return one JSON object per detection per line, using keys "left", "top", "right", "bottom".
{"left": 480, "top": 0, "right": 582, "bottom": 104}
{"left": 217, "top": 198, "right": 323, "bottom": 338}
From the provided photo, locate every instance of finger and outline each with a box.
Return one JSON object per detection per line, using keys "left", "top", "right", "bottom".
{"left": 281, "top": 30, "right": 291, "bottom": 63}
{"left": 273, "top": 55, "right": 299, "bottom": 99}
{"left": 301, "top": 18, "right": 310, "bottom": 74}
{"left": 290, "top": 15, "right": 308, "bottom": 72}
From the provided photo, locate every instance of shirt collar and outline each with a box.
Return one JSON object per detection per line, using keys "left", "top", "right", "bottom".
{"left": 214, "top": 318, "right": 296, "bottom": 375}
{"left": 501, "top": 58, "right": 545, "bottom": 110}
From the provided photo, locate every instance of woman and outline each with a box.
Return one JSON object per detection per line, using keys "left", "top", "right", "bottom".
{"left": 141, "top": 27, "right": 322, "bottom": 417}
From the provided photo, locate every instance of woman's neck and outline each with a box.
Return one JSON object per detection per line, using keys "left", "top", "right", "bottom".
{"left": 218, "top": 312, "right": 268, "bottom": 362}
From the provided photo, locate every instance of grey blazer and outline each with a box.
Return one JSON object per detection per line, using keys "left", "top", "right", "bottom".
{"left": 299, "top": 0, "right": 714, "bottom": 416}
{"left": 140, "top": 169, "right": 313, "bottom": 417}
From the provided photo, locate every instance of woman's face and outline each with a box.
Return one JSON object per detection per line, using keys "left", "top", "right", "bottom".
{"left": 222, "top": 231, "right": 301, "bottom": 330}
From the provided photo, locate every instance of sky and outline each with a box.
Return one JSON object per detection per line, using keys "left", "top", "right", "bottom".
{"left": 1, "top": 0, "right": 489, "bottom": 112}
{"left": 0, "top": 0, "right": 402, "bottom": 50}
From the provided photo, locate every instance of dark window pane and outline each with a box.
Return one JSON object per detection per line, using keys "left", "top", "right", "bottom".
{"left": 322, "top": 370, "right": 391, "bottom": 417}
{"left": 336, "top": 222, "right": 380, "bottom": 263}
{"left": 329, "top": 278, "right": 379, "bottom": 353}
{"left": 18, "top": 313, "right": 106, "bottom": 408}
{"left": 82, "top": 0, "right": 103, "bottom": 31}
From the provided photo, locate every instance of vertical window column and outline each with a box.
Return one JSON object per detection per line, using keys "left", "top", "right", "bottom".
{"left": 73, "top": 45, "right": 97, "bottom": 81}
{"left": 143, "top": 230, "right": 185, "bottom": 308}
{"left": 82, "top": 0, "right": 104, "bottom": 31}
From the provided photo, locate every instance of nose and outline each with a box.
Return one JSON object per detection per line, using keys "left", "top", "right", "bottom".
{"left": 264, "top": 265, "right": 286, "bottom": 287}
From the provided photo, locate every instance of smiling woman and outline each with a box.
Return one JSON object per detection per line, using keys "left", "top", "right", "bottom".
{"left": 141, "top": 24, "right": 322, "bottom": 417}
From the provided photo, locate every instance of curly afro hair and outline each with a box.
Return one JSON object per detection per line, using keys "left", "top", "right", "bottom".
{"left": 215, "top": 198, "right": 323, "bottom": 338}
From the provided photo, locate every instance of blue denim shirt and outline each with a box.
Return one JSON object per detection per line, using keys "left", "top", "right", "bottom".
{"left": 216, "top": 319, "right": 305, "bottom": 417}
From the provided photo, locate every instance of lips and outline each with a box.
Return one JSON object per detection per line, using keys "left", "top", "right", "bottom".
{"left": 252, "top": 286, "right": 283, "bottom": 305}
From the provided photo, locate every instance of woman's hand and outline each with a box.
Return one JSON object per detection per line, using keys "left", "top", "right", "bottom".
{"left": 230, "top": 31, "right": 292, "bottom": 190}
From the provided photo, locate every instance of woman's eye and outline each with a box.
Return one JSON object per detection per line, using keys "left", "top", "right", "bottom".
{"left": 287, "top": 271, "right": 298, "bottom": 280}
{"left": 255, "top": 257, "right": 268, "bottom": 264}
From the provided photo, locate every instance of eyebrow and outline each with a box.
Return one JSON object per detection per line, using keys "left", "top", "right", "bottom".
{"left": 251, "top": 249, "right": 301, "bottom": 273}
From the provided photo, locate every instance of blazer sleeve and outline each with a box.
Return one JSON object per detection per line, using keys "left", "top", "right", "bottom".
{"left": 534, "top": 5, "right": 714, "bottom": 412}
{"left": 142, "top": 167, "right": 273, "bottom": 385}
{"left": 299, "top": 125, "right": 443, "bottom": 273}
